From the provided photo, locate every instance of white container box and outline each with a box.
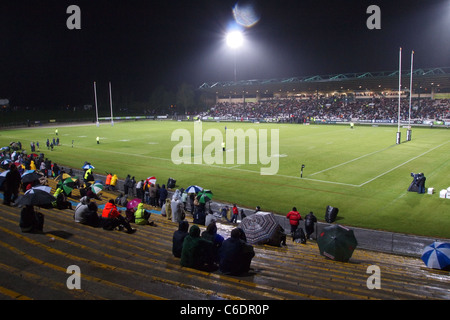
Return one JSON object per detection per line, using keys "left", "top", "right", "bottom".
{"left": 440, "top": 189, "right": 448, "bottom": 198}
{"left": 427, "top": 188, "right": 434, "bottom": 194}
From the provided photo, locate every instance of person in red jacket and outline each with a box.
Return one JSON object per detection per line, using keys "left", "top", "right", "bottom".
{"left": 101, "top": 199, "right": 136, "bottom": 233}
{"left": 286, "top": 207, "right": 302, "bottom": 238}
{"left": 230, "top": 204, "right": 239, "bottom": 224}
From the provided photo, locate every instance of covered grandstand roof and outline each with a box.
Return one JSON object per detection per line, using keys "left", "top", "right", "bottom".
{"left": 199, "top": 67, "right": 450, "bottom": 96}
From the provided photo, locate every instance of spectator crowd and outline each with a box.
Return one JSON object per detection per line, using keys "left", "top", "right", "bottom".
{"left": 202, "top": 98, "right": 450, "bottom": 123}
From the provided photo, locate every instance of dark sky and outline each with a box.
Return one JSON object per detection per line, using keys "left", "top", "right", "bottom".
{"left": 1, "top": 0, "right": 449, "bottom": 108}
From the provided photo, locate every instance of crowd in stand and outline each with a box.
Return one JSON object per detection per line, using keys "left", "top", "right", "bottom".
{"left": 0, "top": 146, "right": 259, "bottom": 275}
{"left": 202, "top": 98, "right": 450, "bottom": 122}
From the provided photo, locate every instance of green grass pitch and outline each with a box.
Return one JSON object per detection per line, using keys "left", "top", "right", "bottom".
{"left": 1, "top": 121, "right": 449, "bottom": 238}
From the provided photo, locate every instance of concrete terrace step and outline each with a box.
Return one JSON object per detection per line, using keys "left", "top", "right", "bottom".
{"left": 0, "top": 175, "right": 449, "bottom": 300}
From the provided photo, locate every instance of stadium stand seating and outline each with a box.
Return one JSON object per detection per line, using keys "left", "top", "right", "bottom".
{"left": 0, "top": 176, "right": 449, "bottom": 300}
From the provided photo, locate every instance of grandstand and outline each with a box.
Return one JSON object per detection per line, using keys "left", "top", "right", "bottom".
{"left": 199, "top": 67, "right": 450, "bottom": 103}
{"left": 1, "top": 175, "right": 449, "bottom": 301}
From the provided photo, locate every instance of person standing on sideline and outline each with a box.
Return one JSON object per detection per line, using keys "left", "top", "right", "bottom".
{"left": 96, "top": 136, "right": 100, "bottom": 144}
{"left": 230, "top": 204, "right": 239, "bottom": 223}
{"left": 286, "top": 207, "right": 302, "bottom": 239}
{"left": 304, "top": 211, "right": 317, "bottom": 240}
{"left": 105, "top": 173, "right": 112, "bottom": 191}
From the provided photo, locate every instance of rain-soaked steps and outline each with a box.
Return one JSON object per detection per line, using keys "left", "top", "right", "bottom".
{"left": 0, "top": 177, "right": 449, "bottom": 300}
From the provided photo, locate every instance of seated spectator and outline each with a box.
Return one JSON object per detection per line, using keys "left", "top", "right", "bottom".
{"left": 19, "top": 205, "right": 44, "bottom": 233}
{"left": 101, "top": 199, "right": 136, "bottom": 234}
{"left": 180, "top": 225, "right": 215, "bottom": 271}
{"left": 219, "top": 228, "right": 255, "bottom": 276}
{"left": 53, "top": 188, "right": 73, "bottom": 210}
{"left": 172, "top": 220, "right": 189, "bottom": 258}
{"left": 74, "top": 198, "right": 100, "bottom": 228}
{"left": 201, "top": 221, "right": 224, "bottom": 263}
{"left": 134, "top": 202, "right": 154, "bottom": 226}
{"left": 115, "top": 193, "right": 128, "bottom": 207}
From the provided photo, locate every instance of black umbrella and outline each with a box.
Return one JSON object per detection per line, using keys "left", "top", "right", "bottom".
{"left": 21, "top": 171, "right": 41, "bottom": 185}
{"left": 15, "top": 189, "right": 55, "bottom": 207}
{"left": 317, "top": 225, "right": 358, "bottom": 262}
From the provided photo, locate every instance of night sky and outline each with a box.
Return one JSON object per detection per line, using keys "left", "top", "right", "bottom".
{"left": 1, "top": 0, "right": 449, "bottom": 108}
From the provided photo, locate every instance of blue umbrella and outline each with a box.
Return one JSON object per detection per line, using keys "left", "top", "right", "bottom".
{"left": 185, "top": 185, "right": 203, "bottom": 194}
{"left": 82, "top": 164, "right": 95, "bottom": 170}
{"left": 421, "top": 242, "right": 450, "bottom": 270}
{"left": 1, "top": 159, "right": 12, "bottom": 166}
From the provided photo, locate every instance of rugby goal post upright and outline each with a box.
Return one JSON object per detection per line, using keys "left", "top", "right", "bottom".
{"left": 109, "top": 82, "right": 114, "bottom": 126}
{"left": 407, "top": 50, "right": 414, "bottom": 142}
{"left": 94, "top": 81, "right": 100, "bottom": 127}
{"left": 396, "top": 47, "right": 402, "bottom": 145}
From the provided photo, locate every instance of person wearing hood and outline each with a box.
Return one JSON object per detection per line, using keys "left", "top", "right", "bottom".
{"left": 101, "top": 199, "right": 136, "bottom": 234}
{"left": 134, "top": 202, "right": 154, "bottom": 226}
{"left": 105, "top": 173, "right": 112, "bottom": 190}
{"left": 180, "top": 225, "right": 215, "bottom": 271}
{"left": 171, "top": 195, "right": 184, "bottom": 223}
{"left": 110, "top": 174, "right": 118, "bottom": 191}
{"left": 74, "top": 197, "right": 100, "bottom": 227}
{"left": 219, "top": 228, "right": 255, "bottom": 276}
{"left": 304, "top": 211, "right": 317, "bottom": 240}
{"left": 53, "top": 188, "right": 73, "bottom": 210}
{"left": 172, "top": 220, "right": 189, "bottom": 258}
{"left": 159, "top": 184, "right": 168, "bottom": 207}
{"left": 201, "top": 221, "right": 224, "bottom": 264}
{"left": 83, "top": 168, "right": 94, "bottom": 187}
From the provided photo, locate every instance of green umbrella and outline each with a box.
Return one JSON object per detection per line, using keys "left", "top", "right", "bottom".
{"left": 91, "top": 182, "right": 104, "bottom": 194}
{"left": 317, "top": 225, "right": 358, "bottom": 262}
{"left": 56, "top": 178, "right": 76, "bottom": 195}
{"left": 198, "top": 189, "right": 213, "bottom": 204}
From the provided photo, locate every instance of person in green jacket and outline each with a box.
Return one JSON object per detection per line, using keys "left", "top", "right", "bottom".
{"left": 134, "top": 203, "right": 154, "bottom": 226}
{"left": 180, "top": 225, "right": 215, "bottom": 271}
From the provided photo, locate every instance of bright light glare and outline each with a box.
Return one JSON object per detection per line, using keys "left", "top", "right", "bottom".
{"left": 226, "top": 31, "right": 244, "bottom": 49}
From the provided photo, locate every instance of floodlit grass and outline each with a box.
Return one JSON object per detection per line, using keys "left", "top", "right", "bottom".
{"left": 1, "top": 121, "right": 449, "bottom": 238}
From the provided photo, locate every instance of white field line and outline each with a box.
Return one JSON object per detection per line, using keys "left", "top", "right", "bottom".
{"left": 9, "top": 137, "right": 448, "bottom": 189}
{"left": 310, "top": 145, "right": 395, "bottom": 176}
{"left": 357, "top": 140, "right": 450, "bottom": 187}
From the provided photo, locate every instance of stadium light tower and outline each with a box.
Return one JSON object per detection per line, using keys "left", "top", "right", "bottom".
{"left": 226, "top": 30, "right": 244, "bottom": 82}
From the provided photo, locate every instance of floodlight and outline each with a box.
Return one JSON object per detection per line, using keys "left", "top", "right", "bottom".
{"left": 226, "top": 31, "right": 244, "bottom": 49}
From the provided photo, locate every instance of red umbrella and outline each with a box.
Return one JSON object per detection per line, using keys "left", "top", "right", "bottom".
{"left": 145, "top": 176, "right": 157, "bottom": 185}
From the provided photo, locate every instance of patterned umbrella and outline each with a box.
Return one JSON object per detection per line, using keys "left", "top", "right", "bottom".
{"left": 421, "top": 242, "right": 450, "bottom": 270}
{"left": 82, "top": 163, "right": 95, "bottom": 170}
{"left": 317, "top": 225, "right": 358, "bottom": 262}
{"left": 55, "top": 173, "right": 73, "bottom": 182}
{"left": 1, "top": 159, "right": 12, "bottom": 168}
{"left": 145, "top": 176, "right": 157, "bottom": 185}
{"left": 91, "top": 182, "right": 104, "bottom": 194}
{"left": 185, "top": 185, "right": 203, "bottom": 194}
{"left": 198, "top": 189, "right": 213, "bottom": 204}
{"left": 57, "top": 178, "right": 76, "bottom": 195}
{"left": 240, "top": 212, "right": 281, "bottom": 245}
